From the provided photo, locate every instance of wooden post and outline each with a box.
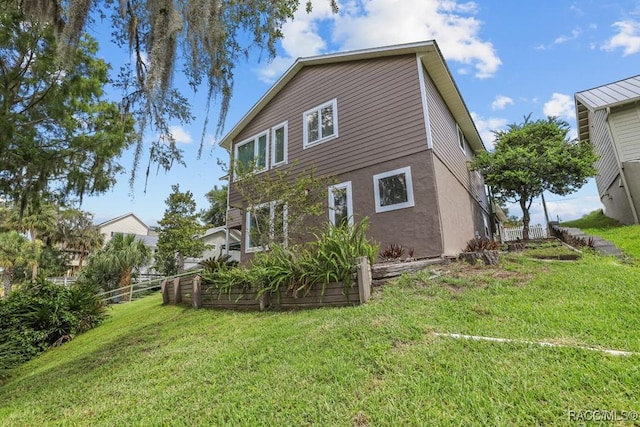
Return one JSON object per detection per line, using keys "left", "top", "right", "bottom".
{"left": 193, "top": 275, "right": 202, "bottom": 308}
{"left": 161, "top": 279, "right": 169, "bottom": 305}
{"left": 356, "top": 256, "right": 372, "bottom": 304}
{"left": 173, "top": 277, "right": 182, "bottom": 304}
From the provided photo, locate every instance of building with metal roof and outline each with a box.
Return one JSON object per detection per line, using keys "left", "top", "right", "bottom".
{"left": 575, "top": 75, "right": 640, "bottom": 224}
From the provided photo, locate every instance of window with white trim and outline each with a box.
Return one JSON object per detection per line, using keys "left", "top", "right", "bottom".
{"left": 328, "top": 181, "right": 353, "bottom": 227}
{"left": 373, "top": 167, "right": 415, "bottom": 213}
{"left": 245, "top": 201, "right": 287, "bottom": 253}
{"left": 457, "top": 125, "right": 466, "bottom": 154}
{"left": 235, "top": 131, "right": 268, "bottom": 174}
{"left": 483, "top": 214, "right": 490, "bottom": 238}
{"left": 303, "top": 99, "right": 338, "bottom": 148}
{"left": 271, "top": 122, "right": 288, "bottom": 167}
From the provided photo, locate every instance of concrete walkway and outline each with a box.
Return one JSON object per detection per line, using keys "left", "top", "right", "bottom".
{"left": 552, "top": 225, "right": 624, "bottom": 258}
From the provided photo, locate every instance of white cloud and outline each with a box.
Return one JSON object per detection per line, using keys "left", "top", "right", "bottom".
{"left": 169, "top": 125, "right": 193, "bottom": 144}
{"left": 491, "top": 95, "right": 513, "bottom": 111}
{"left": 258, "top": 0, "right": 502, "bottom": 82}
{"left": 470, "top": 112, "right": 508, "bottom": 150}
{"left": 543, "top": 93, "right": 574, "bottom": 121}
{"left": 332, "top": 0, "right": 501, "bottom": 78}
{"left": 546, "top": 196, "right": 602, "bottom": 222}
{"left": 504, "top": 195, "right": 601, "bottom": 226}
{"left": 554, "top": 27, "right": 583, "bottom": 45}
{"left": 257, "top": 2, "right": 334, "bottom": 82}
{"left": 602, "top": 20, "right": 640, "bottom": 56}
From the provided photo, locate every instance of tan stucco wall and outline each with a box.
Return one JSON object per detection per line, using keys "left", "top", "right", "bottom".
{"left": 600, "top": 173, "right": 637, "bottom": 225}
{"left": 433, "top": 156, "right": 480, "bottom": 255}
{"left": 622, "top": 161, "right": 640, "bottom": 224}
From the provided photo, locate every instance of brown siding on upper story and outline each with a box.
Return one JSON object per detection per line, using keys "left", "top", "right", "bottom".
{"left": 422, "top": 66, "right": 488, "bottom": 212}
{"left": 229, "top": 54, "right": 428, "bottom": 207}
{"left": 589, "top": 109, "right": 619, "bottom": 195}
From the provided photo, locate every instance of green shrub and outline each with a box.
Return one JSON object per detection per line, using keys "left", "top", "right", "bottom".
{"left": 0, "top": 278, "right": 107, "bottom": 380}
{"left": 201, "top": 218, "right": 378, "bottom": 298}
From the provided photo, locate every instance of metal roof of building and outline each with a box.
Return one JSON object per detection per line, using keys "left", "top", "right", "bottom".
{"left": 575, "top": 75, "right": 640, "bottom": 141}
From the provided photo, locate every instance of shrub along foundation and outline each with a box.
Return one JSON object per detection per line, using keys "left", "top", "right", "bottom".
{"left": 161, "top": 256, "right": 372, "bottom": 311}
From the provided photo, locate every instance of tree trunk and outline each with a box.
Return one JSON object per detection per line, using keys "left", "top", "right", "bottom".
{"left": 118, "top": 267, "right": 132, "bottom": 301}
{"left": 520, "top": 198, "right": 530, "bottom": 241}
{"left": 2, "top": 268, "right": 13, "bottom": 298}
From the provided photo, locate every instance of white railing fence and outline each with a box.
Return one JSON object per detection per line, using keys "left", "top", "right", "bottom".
{"left": 503, "top": 225, "right": 548, "bottom": 241}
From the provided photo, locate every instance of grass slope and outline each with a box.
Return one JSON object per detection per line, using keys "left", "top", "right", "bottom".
{"left": 562, "top": 210, "right": 640, "bottom": 261}
{"left": 1, "top": 255, "right": 640, "bottom": 426}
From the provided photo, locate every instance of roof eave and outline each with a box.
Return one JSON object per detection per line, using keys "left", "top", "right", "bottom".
{"left": 417, "top": 47, "right": 486, "bottom": 153}
{"left": 220, "top": 41, "right": 443, "bottom": 151}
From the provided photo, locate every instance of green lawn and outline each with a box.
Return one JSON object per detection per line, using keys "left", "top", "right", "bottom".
{"left": 1, "top": 253, "right": 640, "bottom": 426}
{"left": 561, "top": 210, "right": 640, "bottom": 261}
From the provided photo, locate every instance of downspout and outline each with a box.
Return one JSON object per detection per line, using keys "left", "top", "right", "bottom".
{"left": 605, "top": 107, "right": 639, "bottom": 223}
{"left": 224, "top": 147, "right": 233, "bottom": 256}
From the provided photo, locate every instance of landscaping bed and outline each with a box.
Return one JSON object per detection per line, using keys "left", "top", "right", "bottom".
{"left": 518, "top": 239, "right": 581, "bottom": 260}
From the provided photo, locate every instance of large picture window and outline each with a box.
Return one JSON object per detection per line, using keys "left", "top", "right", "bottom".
{"left": 328, "top": 181, "right": 353, "bottom": 227}
{"left": 271, "top": 122, "right": 288, "bottom": 167}
{"left": 373, "top": 167, "right": 415, "bottom": 213}
{"left": 235, "top": 131, "right": 268, "bottom": 174}
{"left": 245, "top": 201, "right": 287, "bottom": 252}
{"left": 303, "top": 99, "right": 338, "bottom": 148}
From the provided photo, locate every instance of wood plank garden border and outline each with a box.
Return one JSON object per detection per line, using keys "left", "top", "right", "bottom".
{"left": 162, "top": 256, "right": 373, "bottom": 311}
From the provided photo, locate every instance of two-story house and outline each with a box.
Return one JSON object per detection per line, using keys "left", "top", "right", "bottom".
{"left": 220, "top": 40, "right": 490, "bottom": 262}
{"left": 575, "top": 75, "right": 640, "bottom": 225}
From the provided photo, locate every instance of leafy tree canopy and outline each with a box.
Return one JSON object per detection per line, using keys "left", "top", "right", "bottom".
{"left": 0, "top": 7, "right": 135, "bottom": 212}
{"left": 233, "top": 162, "right": 336, "bottom": 249}
{"left": 201, "top": 185, "right": 227, "bottom": 227}
{"left": 7, "top": 0, "right": 338, "bottom": 186}
{"left": 156, "top": 184, "right": 206, "bottom": 275}
{"left": 471, "top": 116, "right": 598, "bottom": 239}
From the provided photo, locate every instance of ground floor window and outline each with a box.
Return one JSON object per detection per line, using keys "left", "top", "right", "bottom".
{"left": 328, "top": 181, "right": 353, "bottom": 226}
{"left": 245, "top": 201, "right": 287, "bottom": 252}
{"left": 373, "top": 166, "right": 415, "bottom": 213}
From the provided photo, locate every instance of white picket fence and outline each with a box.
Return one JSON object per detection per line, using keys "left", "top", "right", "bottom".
{"left": 503, "top": 225, "right": 548, "bottom": 241}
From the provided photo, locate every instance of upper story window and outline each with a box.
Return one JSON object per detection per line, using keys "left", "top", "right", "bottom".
{"left": 328, "top": 181, "right": 353, "bottom": 227}
{"left": 271, "top": 122, "right": 288, "bottom": 167}
{"left": 235, "top": 131, "right": 268, "bottom": 174}
{"left": 303, "top": 99, "right": 338, "bottom": 148}
{"left": 373, "top": 166, "right": 415, "bottom": 213}
{"left": 457, "top": 125, "right": 466, "bottom": 154}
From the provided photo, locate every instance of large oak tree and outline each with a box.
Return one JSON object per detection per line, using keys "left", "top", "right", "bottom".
{"left": 0, "top": 7, "right": 135, "bottom": 211}
{"left": 7, "top": 0, "right": 338, "bottom": 185}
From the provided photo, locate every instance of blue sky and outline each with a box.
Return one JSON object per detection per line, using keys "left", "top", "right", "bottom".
{"left": 81, "top": 0, "right": 640, "bottom": 227}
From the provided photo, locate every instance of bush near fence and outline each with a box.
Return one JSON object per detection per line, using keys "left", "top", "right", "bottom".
{"left": 161, "top": 257, "right": 372, "bottom": 311}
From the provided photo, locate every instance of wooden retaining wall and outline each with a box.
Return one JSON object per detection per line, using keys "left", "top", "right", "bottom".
{"left": 161, "top": 257, "right": 372, "bottom": 311}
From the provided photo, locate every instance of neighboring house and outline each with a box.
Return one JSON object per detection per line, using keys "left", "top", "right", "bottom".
{"left": 97, "top": 213, "right": 151, "bottom": 244}
{"left": 575, "top": 75, "right": 640, "bottom": 225}
{"left": 183, "top": 226, "right": 242, "bottom": 270}
{"left": 96, "top": 213, "right": 159, "bottom": 277}
{"left": 200, "top": 226, "right": 241, "bottom": 260}
{"left": 220, "top": 40, "right": 491, "bottom": 262}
